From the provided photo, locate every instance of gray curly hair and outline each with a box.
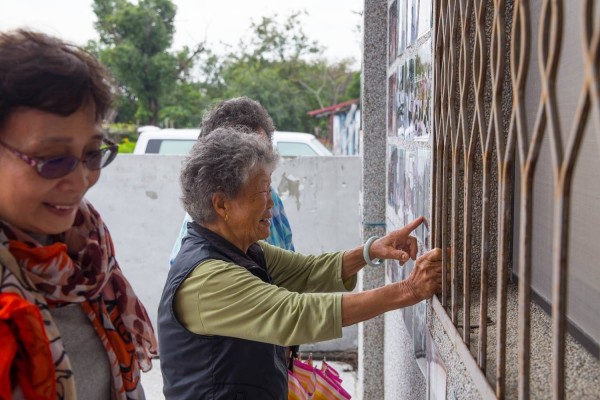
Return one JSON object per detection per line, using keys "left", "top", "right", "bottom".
{"left": 200, "top": 97, "right": 275, "bottom": 139}
{"left": 181, "top": 126, "right": 279, "bottom": 224}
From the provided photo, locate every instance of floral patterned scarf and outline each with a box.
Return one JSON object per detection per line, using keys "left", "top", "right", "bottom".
{"left": 0, "top": 199, "right": 158, "bottom": 399}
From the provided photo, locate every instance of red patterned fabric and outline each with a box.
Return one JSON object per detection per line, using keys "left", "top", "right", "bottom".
{"left": 0, "top": 293, "right": 55, "bottom": 400}
{"left": 0, "top": 200, "right": 158, "bottom": 399}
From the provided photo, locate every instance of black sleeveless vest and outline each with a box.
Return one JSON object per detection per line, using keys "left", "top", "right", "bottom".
{"left": 158, "top": 223, "right": 287, "bottom": 400}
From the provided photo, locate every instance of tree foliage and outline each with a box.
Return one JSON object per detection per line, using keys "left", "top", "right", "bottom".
{"left": 213, "top": 12, "right": 359, "bottom": 133}
{"left": 90, "top": 1, "right": 359, "bottom": 134}
{"left": 90, "top": 0, "right": 205, "bottom": 126}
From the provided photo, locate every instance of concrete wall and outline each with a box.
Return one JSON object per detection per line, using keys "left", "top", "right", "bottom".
{"left": 359, "top": 1, "right": 389, "bottom": 399}
{"left": 369, "top": 0, "right": 600, "bottom": 399}
{"left": 273, "top": 156, "right": 363, "bottom": 255}
{"left": 86, "top": 154, "right": 361, "bottom": 352}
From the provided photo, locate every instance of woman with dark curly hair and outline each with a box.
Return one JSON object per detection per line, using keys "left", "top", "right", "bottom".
{"left": 0, "top": 29, "right": 157, "bottom": 400}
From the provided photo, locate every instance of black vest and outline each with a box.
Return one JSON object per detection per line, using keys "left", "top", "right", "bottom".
{"left": 158, "top": 223, "right": 287, "bottom": 400}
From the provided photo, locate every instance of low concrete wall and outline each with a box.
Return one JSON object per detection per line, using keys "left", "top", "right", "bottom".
{"left": 273, "top": 156, "right": 362, "bottom": 254}
{"left": 86, "top": 154, "right": 361, "bottom": 352}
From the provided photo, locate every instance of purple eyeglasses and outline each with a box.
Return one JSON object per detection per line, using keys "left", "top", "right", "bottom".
{"left": 0, "top": 137, "right": 119, "bottom": 179}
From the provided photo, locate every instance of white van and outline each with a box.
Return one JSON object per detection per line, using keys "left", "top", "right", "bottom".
{"left": 133, "top": 128, "right": 332, "bottom": 157}
{"left": 132, "top": 128, "right": 200, "bottom": 155}
{"left": 271, "top": 131, "right": 333, "bottom": 157}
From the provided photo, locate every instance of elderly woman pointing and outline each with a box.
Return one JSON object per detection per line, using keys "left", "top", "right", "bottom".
{"left": 158, "top": 127, "right": 444, "bottom": 399}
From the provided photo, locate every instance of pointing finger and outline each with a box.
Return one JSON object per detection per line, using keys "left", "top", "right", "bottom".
{"left": 399, "top": 216, "right": 425, "bottom": 236}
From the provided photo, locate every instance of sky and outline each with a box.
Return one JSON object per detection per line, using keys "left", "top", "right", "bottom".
{"left": 0, "top": 0, "right": 363, "bottom": 66}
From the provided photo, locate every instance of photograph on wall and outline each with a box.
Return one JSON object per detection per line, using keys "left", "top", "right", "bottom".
{"left": 396, "top": 147, "right": 432, "bottom": 257}
{"left": 407, "top": 0, "right": 418, "bottom": 47}
{"left": 397, "top": 0, "right": 406, "bottom": 54}
{"left": 396, "top": 63, "right": 407, "bottom": 138}
{"left": 385, "top": 258, "right": 402, "bottom": 284}
{"left": 386, "top": 144, "right": 407, "bottom": 283}
{"left": 415, "top": 148, "right": 432, "bottom": 249}
{"left": 413, "top": 40, "right": 433, "bottom": 141}
{"left": 401, "top": 256, "right": 415, "bottom": 335}
{"left": 388, "top": 145, "right": 433, "bottom": 357}
{"left": 398, "top": 148, "right": 431, "bottom": 250}
{"left": 387, "top": 145, "right": 399, "bottom": 214}
{"left": 416, "top": 0, "right": 433, "bottom": 39}
{"left": 400, "top": 149, "right": 418, "bottom": 354}
{"left": 387, "top": 72, "right": 398, "bottom": 136}
{"left": 404, "top": 57, "right": 416, "bottom": 140}
{"left": 386, "top": 145, "right": 405, "bottom": 224}
{"left": 394, "top": 146, "right": 406, "bottom": 221}
{"left": 411, "top": 149, "right": 432, "bottom": 373}
{"left": 388, "top": 0, "right": 398, "bottom": 65}
{"left": 403, "top": 149, "right": 417, "bottom": 224}
{"left": 400, "top": 146, "right": 433, "bottom": 366}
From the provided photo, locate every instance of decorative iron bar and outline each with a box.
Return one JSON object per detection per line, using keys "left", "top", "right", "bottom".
{"left": 431, "top": 0, "right": 600, "bottom": 398}
{"left": 489, "top": 1, "right": 513, "bottom": 397}
{"left": 471, "top": 1, "right": 491, "bottom": 376}
{"left": 457, "top": 0, "right": 473, "bottom": 350}
{"left": 511, "top": 2, "right": 533, "bottom": 398}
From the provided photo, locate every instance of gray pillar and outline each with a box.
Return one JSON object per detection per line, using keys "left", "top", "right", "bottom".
{"left": 359, "top": 1, "right": 387, "bottom": 399}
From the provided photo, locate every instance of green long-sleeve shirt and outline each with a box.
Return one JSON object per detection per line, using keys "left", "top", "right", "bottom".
{"left": 174, "top": 241, "right": 357, "bottom": 346}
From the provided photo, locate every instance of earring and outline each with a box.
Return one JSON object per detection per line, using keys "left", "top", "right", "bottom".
{"left": 225, "top": 213, "right": 229, "bottom": 222}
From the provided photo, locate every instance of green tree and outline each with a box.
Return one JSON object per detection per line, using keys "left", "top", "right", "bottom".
{"left": 160, "top": 81, "right": 207, "bottom": 127}
{"left": 91, "top": 0, "right": 206, "bottom": 126}
{"left": 89, "top": 4, "right": 359, "bottom": 132}
{"left": 212, "top": 12, "right": 359, "bottom": 134}
{"left": 221, "top": 61, "right": 311, "bottom": 131}
{"left": 242, "top": 11, "right": 321, "bottom": 63}
{"left": 345, "top": 71, "right": 361, "bottom": 100}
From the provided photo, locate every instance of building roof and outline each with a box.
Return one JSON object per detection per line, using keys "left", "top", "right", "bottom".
{"left": 307, "top": 98, "right": 360, "bottom": 117}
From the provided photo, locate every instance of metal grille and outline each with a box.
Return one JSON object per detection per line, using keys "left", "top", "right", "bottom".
{"left": 431, "top": 0, "right": 600, "bottom": 398}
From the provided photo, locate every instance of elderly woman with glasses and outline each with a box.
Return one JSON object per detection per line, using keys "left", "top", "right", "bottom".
{"left": 0, "top": 30, "right": 157, "bottom": 399}
{"left": 158, "top": 127, "right": 445, "bottom": 400}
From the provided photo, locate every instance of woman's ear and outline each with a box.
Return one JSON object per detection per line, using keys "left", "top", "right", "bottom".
{"left": 212, "top": 192, "right": 229, "bottom": 220}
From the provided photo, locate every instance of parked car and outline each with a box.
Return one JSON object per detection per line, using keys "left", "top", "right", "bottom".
{"left": 271, "top": 131, "right": 333, "bottom": 157}
{"left": 133, "top": 128, "right": 332, "bottom": 156}
{"left": 133, "top": 128, "right": 200, "bottom": 155}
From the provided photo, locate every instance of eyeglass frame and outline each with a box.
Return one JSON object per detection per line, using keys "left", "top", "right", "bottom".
{"left": 0, "top": 136, "right": 119, "bottom": 179}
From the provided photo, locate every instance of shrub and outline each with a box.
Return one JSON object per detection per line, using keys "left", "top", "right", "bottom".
{"left": 118, "top": 137, "right": 136, "bottom": 153}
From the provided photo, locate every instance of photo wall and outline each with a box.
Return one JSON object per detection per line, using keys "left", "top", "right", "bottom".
{"left": 385, "top": 1, "right": 447, "bottom": 398}
{"left": 385, "top": 0, "right": 433, "bottom": 282}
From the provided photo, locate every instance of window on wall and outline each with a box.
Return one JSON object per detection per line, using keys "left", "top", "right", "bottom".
{"left": 429, "top": 0, "right": 600, "bottom": 399}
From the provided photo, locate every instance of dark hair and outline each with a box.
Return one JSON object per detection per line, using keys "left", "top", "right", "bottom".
{"left": 0, "top": 29, "right": 114, "bottom": 126}
{"left": 200, "top": 97, "right": 275, "bottom": 139}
